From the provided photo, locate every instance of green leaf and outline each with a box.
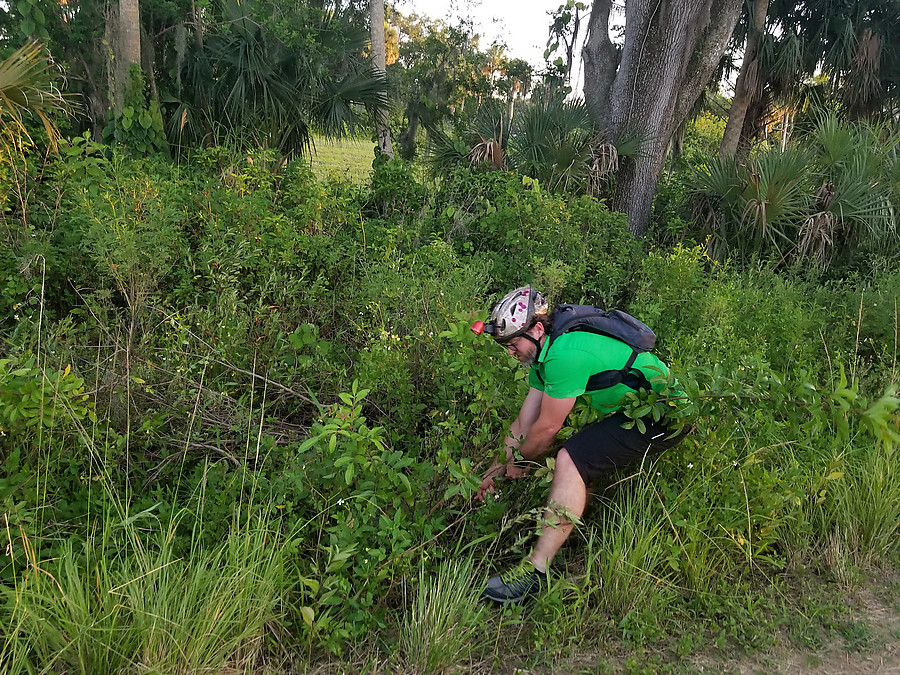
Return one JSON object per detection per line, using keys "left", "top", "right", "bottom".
{"left": 300, "top": 606, "right": 314, "bottom": 628}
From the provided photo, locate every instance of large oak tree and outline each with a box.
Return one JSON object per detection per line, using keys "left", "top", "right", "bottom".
{"left": 582, "top": 0, "right": 743, "bottom": 237}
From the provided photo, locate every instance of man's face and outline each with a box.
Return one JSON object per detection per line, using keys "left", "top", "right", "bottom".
{"left": 504, "top": 328, "right": 541, "bottom": 367}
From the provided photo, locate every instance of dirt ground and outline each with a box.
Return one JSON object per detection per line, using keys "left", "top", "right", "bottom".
{"left": 488, "top": 571, "right": 900, "bottom": 675}
{"left": 717, "top": 585, "right": 900, "bottom": 675}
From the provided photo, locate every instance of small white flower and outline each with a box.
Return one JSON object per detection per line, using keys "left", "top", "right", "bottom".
{"left": 687, "top": 463, "right": 694, "bottom": 469}
{"left": 337, "top": 498, "right": 345, "bottom": 505}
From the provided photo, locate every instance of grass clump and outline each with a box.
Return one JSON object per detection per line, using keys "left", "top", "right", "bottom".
{"left": 399, "top": 558, "right": 488, "bottom": 674}
{"left": 5, "top": 507, "right": 289, "bottom": 675}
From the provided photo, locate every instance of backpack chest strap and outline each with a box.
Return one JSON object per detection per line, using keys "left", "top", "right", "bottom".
{"left": 584, "top": 349, "right": 650, "bottom": 391}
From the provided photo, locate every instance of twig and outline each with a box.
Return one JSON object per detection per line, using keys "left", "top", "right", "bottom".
{"left": 174, "top": 351, "right": 318, "bottom": 407}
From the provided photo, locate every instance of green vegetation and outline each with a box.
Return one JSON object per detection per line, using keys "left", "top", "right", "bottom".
{"left": 1, "top": 10, "right": 899, "bottom": 671}
{"left": 1, "top": 107, "right": 899, "bottom": 670}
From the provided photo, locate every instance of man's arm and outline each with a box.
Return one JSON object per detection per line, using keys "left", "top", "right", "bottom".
{"left": 476, "top": 388, "right": 543, "bottom": 501}
{"left": 515, "top": 393, "right": 576, "bottom": 462}
{"left": 506, "top": 387, "right": 544, "bottom": 456}
{"left": 476, "top": 391, "right": 576, "bottom": 500}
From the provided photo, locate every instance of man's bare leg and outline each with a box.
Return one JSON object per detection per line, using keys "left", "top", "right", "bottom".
{"left": 529, "top": 448, "right": 586, "bottom": 572}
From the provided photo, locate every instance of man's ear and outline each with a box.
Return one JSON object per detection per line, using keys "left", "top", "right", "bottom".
{"left": 532, "top": 321, "right": 546, "bottom": 339}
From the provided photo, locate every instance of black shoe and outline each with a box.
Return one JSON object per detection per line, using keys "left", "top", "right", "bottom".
{"left": 481, "top": 561, "right": 544, "bottom": 604}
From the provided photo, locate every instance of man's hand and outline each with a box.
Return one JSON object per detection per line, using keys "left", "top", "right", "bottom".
{"left": 475, "top": 463, "right": 506, "bottom": 501}
{"left": 505, "top": 463, "right": 530, "bottom": 480}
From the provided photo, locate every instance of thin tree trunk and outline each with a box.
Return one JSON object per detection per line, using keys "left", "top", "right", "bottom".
{"left": 191, "top": 0, "right": 204, "bottom": 48}
{"left": 719, "top": 0, "right": 769, "bottom": 159}
{"left": 370, "top": 0, "right": 393, "bottom": 158}
{"left": 141, "top": 21, "right": 158, "bottom": 105}
{"left": 399, "top": 110, "right": 418, "bottom": 160}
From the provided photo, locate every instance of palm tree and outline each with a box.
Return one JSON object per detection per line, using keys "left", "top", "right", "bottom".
{"left": 693, "top": 112, "right": 898, "bottom": 268}
{"left": 170, "top": 0, "right": 388, "bottom": 156}
{"left": 720, "top": 0, "right": 769, "bottom": 159}
{"left": 719, "top": 0, "right": 900, "bottom": 156}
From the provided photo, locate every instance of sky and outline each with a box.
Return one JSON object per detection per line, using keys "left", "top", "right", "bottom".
{"left": 398, "top": 0, "right": 567, "bottom": 70}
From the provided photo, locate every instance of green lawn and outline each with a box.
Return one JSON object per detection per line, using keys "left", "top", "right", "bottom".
{"left": 309, "top": 135, "right": 375, "bottom": 182}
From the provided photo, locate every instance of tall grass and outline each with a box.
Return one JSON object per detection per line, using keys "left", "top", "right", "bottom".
{"left": 584, "top": 473, "right": 674, "bottom": 618}
{"left": 819, "top": 445, "right": 900, "bottom": 581}
{"left": 399, "top": 558, "right": 488, "bottom": 674}
{"left": 4, "top": 506, "right": 290, "bottom": 674}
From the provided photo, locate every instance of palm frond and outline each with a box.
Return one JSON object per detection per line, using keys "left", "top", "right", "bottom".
{"left": 738, "top": 147, "right": 813, "bottom": 254}
{"left": 811, "top": 110, "right": 857, "bottom": 169}
{"left": 507, "top": 98, "right": 593, "bottom": 188}
{"left": 613, "top": 127, "right": 649, "bottom": 160}
{"left": 314, "top": 69, "right": 388, "bottom": 138}
{"left": 423, "top": 125, "right": 471, "bottom": 176}
{"left": 0, "top": 41, "right": 72, "bottom": 150}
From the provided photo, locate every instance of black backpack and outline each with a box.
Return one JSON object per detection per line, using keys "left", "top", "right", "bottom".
{"left": 540, "top": 304, "right": 657, "bottom": 392}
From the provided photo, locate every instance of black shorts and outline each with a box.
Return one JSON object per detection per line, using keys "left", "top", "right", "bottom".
{"left": 563, "top": 413, "right": 690, "bottom": 485}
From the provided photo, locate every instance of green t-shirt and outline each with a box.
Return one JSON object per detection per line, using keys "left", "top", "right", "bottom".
{"left": 528, "top": 331, "right": 676, "bottom": 414}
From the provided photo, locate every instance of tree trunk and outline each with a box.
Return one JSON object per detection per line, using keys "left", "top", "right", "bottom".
{"left": 584, "top": 0, "right": 743, "bottom": 236}
{"left": 116, "top": 0, "right": 141, "bottom": 99}
{"left": 370, "top": 0, "right": 394, "bottom": 158}
{"left": 582, "top": 0, "right": 617, "bottom": 133}
{"left": 719, "top": 0, "right": 769, "bottom": 159}
{"left": 119, "top": 0, "right": 141, "bottom": 65}
{"left": 112, "top": 0, "right": 141, "bottom": 109}
{"left": 141, "top": 22, "right": 158, "bottom": 106}
{"left": 399, "top": 110, "right": 419, "bottom": 160}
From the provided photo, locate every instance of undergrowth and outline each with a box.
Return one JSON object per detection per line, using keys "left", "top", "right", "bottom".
{"left": 1, "top": 141, "right": 898, "bottom": 672}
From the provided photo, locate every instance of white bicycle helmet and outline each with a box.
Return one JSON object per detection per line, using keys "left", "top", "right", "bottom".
{"left": 480, "top": 285, "right": 548, "bottom": 343}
